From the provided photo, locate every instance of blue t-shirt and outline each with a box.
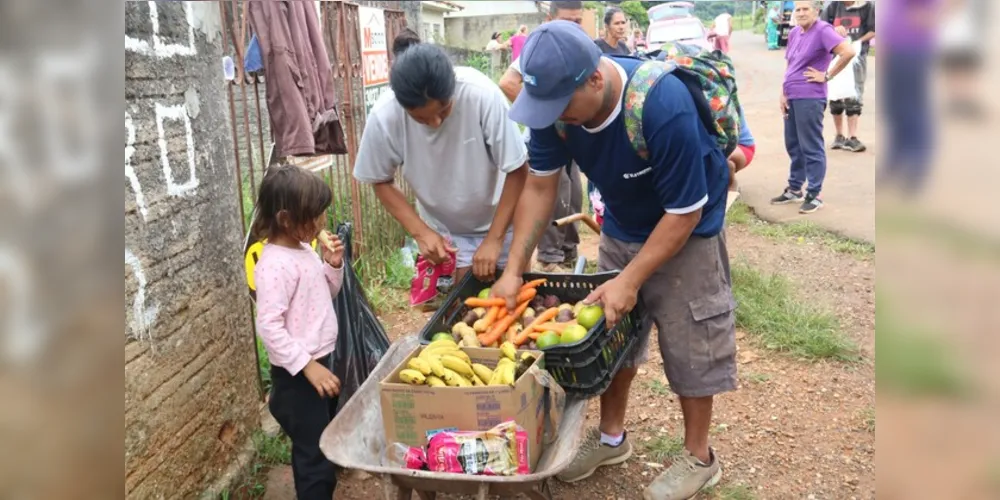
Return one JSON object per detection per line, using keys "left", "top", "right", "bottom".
{"left": 528, "top": 57, "right": 729, "bottom": 243}
{"left": 738, "top": 107, "right": 754, "bottom": 146}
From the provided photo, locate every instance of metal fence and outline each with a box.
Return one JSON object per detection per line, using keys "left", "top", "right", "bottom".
{"left": 219, "top": 0, "right": 414, "bottom": 282}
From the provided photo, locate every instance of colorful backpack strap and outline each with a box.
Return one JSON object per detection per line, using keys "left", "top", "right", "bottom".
{"left": 622, "top": 60, "right": 675, "bottom": 161}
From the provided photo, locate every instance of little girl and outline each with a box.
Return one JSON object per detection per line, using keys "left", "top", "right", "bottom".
{"left": 252, "top": 164, "right": 345, "bottom": 500}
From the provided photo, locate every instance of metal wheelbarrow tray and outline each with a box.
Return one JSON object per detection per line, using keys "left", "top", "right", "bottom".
{"left": 320, "top": 336, "right": 589, "bottom": 500}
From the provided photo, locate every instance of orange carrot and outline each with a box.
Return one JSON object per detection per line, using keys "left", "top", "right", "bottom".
{"left": 533, "top": 322, "right": 568, "bottom": 333}
{"left": 498, "top": 307, "right": 508, "bottom": 320}
{"left": 479, "top": 301, "right": 530, "bottom": 346}
{"left": 520, "top": 278, "right": 547, "bottom": 291}
{"left": 465, "top": 297, "right": 506, "bottom": 308}
{"left": 516, "top": 288, "right": 537, "bottom": 304}
{"left": 528, "top": 331, "right": 543, "bottom": 341}
{"left": 515, "top": 307, "right": 560, "bottom": 345}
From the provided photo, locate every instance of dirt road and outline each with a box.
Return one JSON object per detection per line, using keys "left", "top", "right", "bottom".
{"left": 729, "top": 30, "right": 876, "bottom": 244}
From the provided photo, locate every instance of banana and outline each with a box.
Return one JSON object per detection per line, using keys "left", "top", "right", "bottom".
{"left": 501, "top": 362, "right": 517, "bottom": 386}
{"left": 471, "top": 363, "right": 494, "bottom": 383}
{"left": 441, "top": 355, "right": 475, "bottom": 379}
{"left": 407, "top": 357, "right": 432, "bottom": 376}
{"left": 427, "top": 338, "right": 458, "bottom": 350}
{"left": 398, "top": 369, "right": 427, "bottom": 385}
{"left": 426, "top": 375, "right": 446, "bottom": 387}
{"left": 447, "top": 349, "right": 472, "bottom": 364}
{"left": 488, "top": 368, "right": 505, "bottom": 386}
{"left": 500, "top": 341, "right": 517, "bottom": 361}
{"left": 441, "top": 368, "right": 471, "bottom": 387}
{"left": 425, "top": 355, "right": 446, "bottom": 377}
{"left": 420, "top": 345, "right": 459, "bottom": 359}
{"left": 471, "top": 374, "right": 485, "bottom": 386}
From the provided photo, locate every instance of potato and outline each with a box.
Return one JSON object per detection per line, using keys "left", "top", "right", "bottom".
{"left": 451, "top": 322, "right": 469, "bottom": 337}
{"left": 473, "top": 318, "right": 488, "bottom": 333}
{"left": 462, "top": 310, "right": 479, "bottom": 325}
{"left": 572, "top": 301, "right": 586, "bottom": 317}
{"left": 472, "top": 307, "right": 487, "bottom": 318}
{"left": 542, "top": 295, "right": 560, "bottom": 309}
{"left": 555, "top": 309, "right": 574, "bottom": 323}
{"left": 520, "top": 316, "right": 534, "bottom": 328}
{"left": 522, "top": 307, "right": 536, "bottom": 319}
{"left": 530, "top": 296, "right": 544, "bottom": 310}
{"left": 528, "top": 341, "right": 538, "bottom": 350}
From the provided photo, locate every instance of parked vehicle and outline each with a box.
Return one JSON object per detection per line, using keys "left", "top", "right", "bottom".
{"left": 645, "top": 16, "right": 711, "bottom": 53}
{"left": 776, "top": 1, "right": 795, "bottom": 47}
{"left": 647, "top": 1, "right": 695, "bottom": 23}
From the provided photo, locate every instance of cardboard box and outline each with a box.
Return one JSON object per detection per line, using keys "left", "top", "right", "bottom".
{"left": 379, "top": 346, "right": 553, "bottom": 470}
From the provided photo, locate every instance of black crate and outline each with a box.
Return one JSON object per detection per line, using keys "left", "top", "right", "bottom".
{"left": 418, "top": 271, "right": 644, "bottom": 398}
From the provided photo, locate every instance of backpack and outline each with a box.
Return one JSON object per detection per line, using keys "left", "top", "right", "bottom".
{"left": 556, "top": 42, "right": 741, "bottom": 159}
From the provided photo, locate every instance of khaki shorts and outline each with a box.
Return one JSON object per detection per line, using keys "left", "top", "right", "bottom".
{"left": 598, "top": 232, "right": 738, "bottom": 398}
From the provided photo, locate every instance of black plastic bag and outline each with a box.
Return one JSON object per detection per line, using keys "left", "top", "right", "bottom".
{"left": 327, "top": 223, "right": 391, "bottom": 414}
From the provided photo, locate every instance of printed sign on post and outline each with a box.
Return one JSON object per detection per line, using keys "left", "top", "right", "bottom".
{"left": 359, "top": 6, "right": 389, "bottom": 117}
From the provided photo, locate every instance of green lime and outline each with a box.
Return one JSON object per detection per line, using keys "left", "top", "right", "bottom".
{"left": 576, "top": 305, "right": 604, "bottom": 330}
{"left": 536, "top": 331, "right": 561, "bottom": 350}
{"left": 431, "top": 332, "right": 453, "bottom": 342}
{"left": 561, "top": 324, "right": 588, "bottom": 344}
{"left": 477, "top": 288, "right": 491, "bottom": 299}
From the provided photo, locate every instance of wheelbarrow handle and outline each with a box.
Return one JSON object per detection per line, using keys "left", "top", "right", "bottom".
{"left": 552, "top": 213, "right": 601, "bottom": 234}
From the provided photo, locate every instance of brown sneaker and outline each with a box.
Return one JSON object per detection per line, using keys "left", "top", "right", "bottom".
{"left": 642, "top": 448, "right": 722, "bottom": 500}
{"left": 557, "top": 428, "right": 633, "bottom": 483}
{"left": 535, "top": 261, "right": 565, "bottom": 273}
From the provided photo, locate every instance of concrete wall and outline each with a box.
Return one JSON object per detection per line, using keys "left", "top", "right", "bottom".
{"left": 445, "top": 12, "right": 547, "bottom": 49}
{"left": 446, "top": 0, "right": 540, "bottom": 17}
{"left": 125, "top": 2, "right": 259, "bottom": 498}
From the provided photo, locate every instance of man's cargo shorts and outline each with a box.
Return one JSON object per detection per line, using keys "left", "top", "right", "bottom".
{"left": 598, "top": 231, "right": 738, "bottom": 398}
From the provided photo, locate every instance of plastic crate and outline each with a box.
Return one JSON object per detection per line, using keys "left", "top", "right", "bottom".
{"left": 418, "top": 272, "right": 644, "bottom": 398}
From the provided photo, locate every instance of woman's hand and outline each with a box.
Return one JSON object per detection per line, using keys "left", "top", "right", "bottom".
{"left": 803, "top": 66, "right": 827, "bottom": 83}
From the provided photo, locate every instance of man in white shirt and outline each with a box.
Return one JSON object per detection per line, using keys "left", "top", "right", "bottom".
{"left": 712, "top": 10, "right": 733, "bottom": 53}
{"left": 354, "top": 44, "right": 528, "bottom": 281}
{"left": 498, "top": 0, "right": 586, "bottom": 272}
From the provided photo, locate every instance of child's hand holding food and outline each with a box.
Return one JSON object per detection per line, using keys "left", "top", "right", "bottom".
{"left": 318, "top": 230, "right": 345, "bottom": 268}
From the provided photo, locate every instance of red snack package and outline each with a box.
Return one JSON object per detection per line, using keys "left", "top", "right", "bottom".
{"left": 409, "top": 251, "right": 457, "bottom": 306}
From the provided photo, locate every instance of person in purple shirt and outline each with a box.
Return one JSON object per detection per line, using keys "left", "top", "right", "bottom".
{"left": 771, "top": 1, "right": 855, "bottom": 214}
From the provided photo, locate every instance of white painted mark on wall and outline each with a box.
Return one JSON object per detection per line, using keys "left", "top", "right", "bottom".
{"left": 40, "top": 41, "right": 99, "bottom": 182}
{"left": 125, "top": 1, "right": 197, "bottom": 58}
{"left": 125, "top": 249, "right": 159, "bottom": 342}
{"left": 125, "top": 111, "right": 149, "bottom": 221}
{"left": 155, "top": 103, "right": 199, "bottom": 196}
{"left": 0, "top": 249, "right": 44, "bottom": 364}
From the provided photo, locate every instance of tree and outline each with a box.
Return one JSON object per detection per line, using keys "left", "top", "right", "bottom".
{"left": 619, "top": 1, "right": 649, "bottom": 29}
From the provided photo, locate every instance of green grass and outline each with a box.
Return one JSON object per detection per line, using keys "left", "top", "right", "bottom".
{"left": 861, "top": 406, "right": 875, "bottom": 433}
{"left": 256, "top": 335, "right": 272, "bottom": 393}
{"left": 731, "top": 262, "right": 857, "bottom": 361}
{"left": 705, "top": 484, "right": 758, "bottom": 500}
{"left": 253, "top": 430, "right": 292, "bottom": 465}
{"left": 644, "top": 379, "right": 671, "bottom": 396}
{"left": 743, "top": 372, "right": 772, "bottom": 384}
{"left": 643, "top": 434, "right": 685, "bottom": 462}
{"left": 354, "top": 247, "right": 413, "bottom": 315}
{"left": 876, "top": 295, "right": 970, "bottom": 397}
{"left": 727, "top": 201, "right": 874, "bottom": 258}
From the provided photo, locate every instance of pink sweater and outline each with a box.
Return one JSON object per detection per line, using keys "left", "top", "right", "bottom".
{"left": 255, "top": 243, "right": 344, "bottom": 376}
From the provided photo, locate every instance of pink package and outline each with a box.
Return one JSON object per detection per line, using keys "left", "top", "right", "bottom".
{"left": 425, "top": 421, "right": 530, "bottom": 476}
{"left": 409, "top": 251, "right": 456, "bottom": 306}
{"left": 403, "top": 446, "right": 427, "bottom": 470}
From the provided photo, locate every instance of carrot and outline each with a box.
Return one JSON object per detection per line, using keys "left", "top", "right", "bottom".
{"left": 520, "top": 278, "right": 547, "bottom": 291}
{"left": 528, "top": 331, "right": 543, "bottom": 341}
{"left": 465, "top": 297, "right": 506, "bottom": 308}
{"left": 497, "top": 307, "right": 508, "bottom": 320}
{"left": 533, "top": 322, "right": 568, "bottom": 333}
{"left": 515, "top": 307, "right": 560, "bottom": 345}
{"left": 479, "top": 301, "right": 530, "bottom": 346}
{"left": 516, "top": 288, "right": 537, "bottom": 304}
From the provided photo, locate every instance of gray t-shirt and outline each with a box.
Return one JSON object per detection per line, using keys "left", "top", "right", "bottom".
{"left": 354, "top": 67, "right": 528, "bottom": 236}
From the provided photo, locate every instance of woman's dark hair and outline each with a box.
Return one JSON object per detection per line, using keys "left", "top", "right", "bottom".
{"left": 490, "top": 31, "right": 501, "bottom": 41}
{"left": 392, "top": 28, "right": 421, "bottom": 57}
{"left": 604, "top": 7, "right": 623, "bottom": 26}
{"left": 251, "top": 164, "right": 332, "bottom": 241}
{"left": 389, "top": 43, "right": 456, "bottom": 110}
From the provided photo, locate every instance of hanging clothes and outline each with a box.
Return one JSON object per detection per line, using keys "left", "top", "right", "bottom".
{"left": 249, "top": 0, "right": 347, "bottom": 157}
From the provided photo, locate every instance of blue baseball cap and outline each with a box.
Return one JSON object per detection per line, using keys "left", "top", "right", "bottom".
{"left": 509, "top": 20, "right": 602, "bottom": 129}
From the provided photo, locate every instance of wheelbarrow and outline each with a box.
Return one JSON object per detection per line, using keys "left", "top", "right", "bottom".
{"left": 319, "top": 335, "right": 589, "bottom": 500}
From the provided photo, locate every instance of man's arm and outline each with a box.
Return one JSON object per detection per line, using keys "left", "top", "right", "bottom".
{"left": 499, "top": 66, "right": 523, "bottom": 103}
{"left": 503, "top": 172, "right": 560, "bottom": 275}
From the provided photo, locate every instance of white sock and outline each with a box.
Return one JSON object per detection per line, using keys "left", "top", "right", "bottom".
{"left": 600, "top": 431, "right": 624, "bottom": 447}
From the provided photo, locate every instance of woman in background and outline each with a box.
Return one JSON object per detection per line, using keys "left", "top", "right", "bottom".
{"left": 510, "top": 25, "right": 529, "bottom": 60}
{"left": 766, "top": 1, "right": 782, "bottom": 50}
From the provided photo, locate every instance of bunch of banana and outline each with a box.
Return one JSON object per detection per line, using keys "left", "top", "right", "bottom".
{"left": 397, "top": 338, "right": 531, "bottom": 388}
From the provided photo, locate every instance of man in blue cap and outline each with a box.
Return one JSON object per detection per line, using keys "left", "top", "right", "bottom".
{"left": 491, "top": 21, "right": 736, "bottom": 500}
